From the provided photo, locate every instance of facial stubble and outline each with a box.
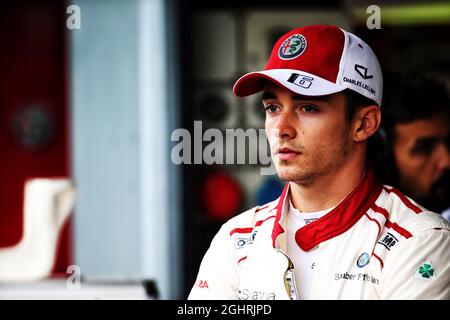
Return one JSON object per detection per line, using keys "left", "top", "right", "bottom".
{"left": 274, "top": 124, "right": 352, "bottom": 186}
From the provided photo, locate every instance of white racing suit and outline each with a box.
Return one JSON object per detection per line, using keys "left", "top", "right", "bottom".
{"left": 189, "top": 168, "right": 450, "bottom": 299}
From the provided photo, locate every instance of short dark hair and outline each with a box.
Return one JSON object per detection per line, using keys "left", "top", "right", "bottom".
{"left": 382, "top": 73, "right": 450, "bottom": 142}
{"left": 343, "top": 89, "right": 377, "bottom": 124}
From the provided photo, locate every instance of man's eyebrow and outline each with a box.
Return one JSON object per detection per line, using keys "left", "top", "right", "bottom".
{"left": 261, "top": 90, "right": 332, "bottom": 103}
{"left": 410, "top": 136, "right": 440, "bottom": 154}
{"left": 414, "top": 136, "right": 442, "bottom": 145}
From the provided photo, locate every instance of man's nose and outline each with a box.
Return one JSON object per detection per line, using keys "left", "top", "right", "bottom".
{"left": 436, "top": 143, "right": 450, "bottom": 172}
{"left": 276, "top": 112, "right": 297, "bottom": 139}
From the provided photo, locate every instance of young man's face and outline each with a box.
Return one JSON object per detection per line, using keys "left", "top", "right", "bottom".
{"left": 263, "top": 82, "right": 352, "bottom": 185}
{"left": 392, "top": 112, "right": 450, "bottom": 208}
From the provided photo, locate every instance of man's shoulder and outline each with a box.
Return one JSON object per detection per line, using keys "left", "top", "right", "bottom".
{"left": 377, "top": 185, "right": 450, "bottom": 236}
{"left": 371, "top": 186, "right": 450, "bottom": 274}
{"left": 220, "top": 198, "right": 279, "bottom": 235}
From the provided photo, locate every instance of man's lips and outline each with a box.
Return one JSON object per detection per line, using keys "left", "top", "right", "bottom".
{"left": 276, "top": 147, "right": 302, "bottom": 160}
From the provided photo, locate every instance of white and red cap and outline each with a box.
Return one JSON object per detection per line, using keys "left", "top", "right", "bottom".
{"left": 233, "top": 25, "right": 383, "bottom": 106}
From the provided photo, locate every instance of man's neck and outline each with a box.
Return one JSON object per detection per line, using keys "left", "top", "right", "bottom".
{"left": 289, "top": 161, "right": 366, "bottom": 213}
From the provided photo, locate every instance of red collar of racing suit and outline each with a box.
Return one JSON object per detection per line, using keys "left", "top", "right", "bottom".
{"left": 271, "top": 167, "right": 383, "bottom": 251}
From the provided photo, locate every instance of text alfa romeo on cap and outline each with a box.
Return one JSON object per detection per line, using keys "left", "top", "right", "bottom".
{"left": 233, "top": 25, "right": 383, "bottom": 106}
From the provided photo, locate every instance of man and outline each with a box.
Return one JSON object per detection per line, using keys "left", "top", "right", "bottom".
{"left": 188, "top": 25, "right": 450, "bottom": 300}
{"left": 370, "top": 74, "right": 450, "bottom": 219}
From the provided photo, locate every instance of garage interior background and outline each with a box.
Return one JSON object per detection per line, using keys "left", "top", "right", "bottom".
{"left": 0, "top": 0, "right": 448, "bottom": 299}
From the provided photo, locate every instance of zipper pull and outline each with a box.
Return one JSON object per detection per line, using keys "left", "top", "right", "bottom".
{"left": 277, "top": 250, "right": 299, "bottom": 300}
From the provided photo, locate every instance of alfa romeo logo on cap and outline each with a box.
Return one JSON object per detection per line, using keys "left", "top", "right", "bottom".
{"left": 278, "top": 34, "right": 307, "bottom": 60}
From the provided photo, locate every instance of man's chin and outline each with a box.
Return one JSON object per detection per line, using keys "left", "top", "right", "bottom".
{"left": 413, "top": 190, "right": 450, "bottom": 214}
{"left": 423, "top": 171, "right": 450, "bottom": 213}
{"left": 276, "top": 168, "right": 313, "bottom": 184}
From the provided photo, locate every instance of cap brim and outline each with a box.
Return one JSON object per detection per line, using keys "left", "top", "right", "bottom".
{"left": 233, "top": 69, "right": 346, "bottom": 98}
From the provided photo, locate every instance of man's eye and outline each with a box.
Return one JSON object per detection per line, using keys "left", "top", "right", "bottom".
{"left": 302, "top": 105, "right": 317, "bottom": 113}
{"left": 411, "top": 139, "right": 437, "bottom": 156}
{"left": 264, "top": 105, "right": 279, "bottom": 113}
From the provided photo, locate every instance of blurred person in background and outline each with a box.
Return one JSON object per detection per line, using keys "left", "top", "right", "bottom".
{"left": 370, "top": 74, "right": 450, "bottom": 221}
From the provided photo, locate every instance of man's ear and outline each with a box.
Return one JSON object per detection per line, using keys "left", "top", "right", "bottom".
{"left": 353, "top": 105, "right": 381, "bottom": 142}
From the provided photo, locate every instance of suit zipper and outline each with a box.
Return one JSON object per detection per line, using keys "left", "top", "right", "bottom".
{"left": 278, "top": 250, "right": 299, "bottom": 300}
